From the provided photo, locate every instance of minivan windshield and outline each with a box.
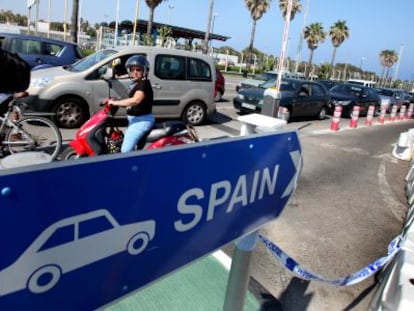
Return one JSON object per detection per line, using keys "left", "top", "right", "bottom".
{"left": 68, "top": 49, "right": 117, "bottom": 72}
{"left": 253, "top": 72, "right": 277, "bottom": 81}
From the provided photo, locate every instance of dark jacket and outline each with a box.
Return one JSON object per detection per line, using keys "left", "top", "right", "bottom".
{"left": 0, "top": 48, "right": 31, "bottom": 93}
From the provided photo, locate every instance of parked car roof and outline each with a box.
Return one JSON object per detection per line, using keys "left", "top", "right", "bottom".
{"left": 0, "top": 32, "right": 83, "bottom": 69}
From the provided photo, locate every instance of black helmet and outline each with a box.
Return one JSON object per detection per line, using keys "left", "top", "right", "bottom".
{"left": 125, "top": 55, "right": 149, "bottom": 76}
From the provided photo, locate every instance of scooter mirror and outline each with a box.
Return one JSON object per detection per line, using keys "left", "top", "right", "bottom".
{"left": 100, "top": 67, "right": 114, "bottom": 81}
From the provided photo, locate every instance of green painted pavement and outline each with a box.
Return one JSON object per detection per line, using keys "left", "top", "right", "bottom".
{"left": 105, "top": 254, "right": 261, "bottom": 311}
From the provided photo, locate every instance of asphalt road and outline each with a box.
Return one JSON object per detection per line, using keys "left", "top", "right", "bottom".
{"left": 209, "top": 76, "right": 413, "bottom": 311}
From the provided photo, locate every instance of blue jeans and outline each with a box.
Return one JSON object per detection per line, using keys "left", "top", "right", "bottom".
{"left": 121, "top": 114, "right": 155, "bottom": 153}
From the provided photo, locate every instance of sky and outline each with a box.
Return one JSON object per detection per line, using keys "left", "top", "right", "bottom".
{"left": 3, "top": 0, "right": 414, "bottom": 80}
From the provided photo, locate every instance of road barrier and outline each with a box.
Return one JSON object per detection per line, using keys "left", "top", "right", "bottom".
{"left": 367, "top": 140, "right": 414, "bottom": 310}
{"left": 407, "top": 104, "right": 414, "bottom": 119}
{"left": 392, "top": 128, "right": 414, "bottom": 161}
{"left": 365, "top": 105, "right": 375, "bottom": 126}
{"left": 259, "top": 233, "right": 402, "bottom": 286}
{"left": 349, "top": 106, "right": 360, "bottom": 128}
{"left": 329, "top": 103, "right": 413, "bottom": 133}
{"left": 399, "top": 105, "right": 407, "bottom": 121}
{"left": 378, "top": 105, "right": 387, "bottom": 124}
{"left": 330, "top": 105, "right": 342, "bottom": 131}
{"left": 389, "top": 105, "right": 398, "bottom": 121}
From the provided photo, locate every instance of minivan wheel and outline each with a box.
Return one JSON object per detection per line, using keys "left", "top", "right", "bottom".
{"left": 54, "top": 97, "right": 88, "bottom": 128}
{"left": 182, "top": 102, "right": 206, "bottom": 126}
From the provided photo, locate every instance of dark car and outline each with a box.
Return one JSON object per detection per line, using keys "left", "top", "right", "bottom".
{"left": 316, "top": 79, "right": 341, "bottom": 91}
{"left": 215, "top": 68, "right": 225, "bottom": 101}
{"left": 328, "top": 83, "right": 381, "bottom": 118}
{"left": 401, "top": 90, "right": 414, "bottom": 107}
{"left": 233, "top": 79, "right": 330, "bottom": 121}
{"left": 0, "top": 33, "right": 83, "bottom": 70}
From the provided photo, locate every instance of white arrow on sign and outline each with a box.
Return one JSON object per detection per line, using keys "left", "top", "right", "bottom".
{"left": 281, "top": 150, "right": 302, "bottom": 198}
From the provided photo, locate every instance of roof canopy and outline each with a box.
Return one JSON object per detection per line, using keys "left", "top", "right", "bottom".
{"left": 107, "top": 19, "right": 230, "bottom": 42}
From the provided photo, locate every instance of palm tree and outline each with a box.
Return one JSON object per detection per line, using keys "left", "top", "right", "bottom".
{"left": 145, "top": 0, "right": 165, "bottom": 38}
{"left": 278, "top": 0, "right": 302, "bottom": 20}
{"left": 70, "top": 0, "right": 79, "bottom": 43}
{"left": 379, "top": 49, "right": 398, "bottom": 85}
{"left": 157, "top": 25, "right": 173, "bottom": 47}
{"left": 303, "top": 22, "right": 326, "bottom": 78}
{"left": 328, "top": 20, "right": 349, "bottom": 79}
{"left": 244, "top": 0, "right": 272, "bottom": 72}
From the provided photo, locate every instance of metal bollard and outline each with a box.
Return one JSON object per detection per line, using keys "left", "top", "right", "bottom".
{"left": 378, "top": 105, "right": 387, "bottom": 124}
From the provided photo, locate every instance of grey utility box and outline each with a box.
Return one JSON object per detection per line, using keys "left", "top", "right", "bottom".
{"left": 261, "top": 87, "right": 281, "bottom": 118}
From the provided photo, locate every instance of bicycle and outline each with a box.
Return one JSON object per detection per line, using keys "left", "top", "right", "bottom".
{"left": 0, "top": 96, "right": 62, "bottom": 160}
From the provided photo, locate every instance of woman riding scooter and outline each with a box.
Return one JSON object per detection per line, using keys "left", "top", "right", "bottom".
{"left": 108, "top": 55, "right": 155, "bottom": 153}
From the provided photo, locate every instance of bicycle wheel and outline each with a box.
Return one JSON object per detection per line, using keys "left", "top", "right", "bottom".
{"left": 6, "top": 117, "right": 62, "bottom": 160}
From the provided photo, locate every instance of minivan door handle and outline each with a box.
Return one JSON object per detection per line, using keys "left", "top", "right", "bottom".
{"left": 152, "top": 84, "right": 162, "bottom": 89}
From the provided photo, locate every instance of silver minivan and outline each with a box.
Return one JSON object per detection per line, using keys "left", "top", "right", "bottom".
{"left": 24, "top": 46, "right": 216, "bottom": 128}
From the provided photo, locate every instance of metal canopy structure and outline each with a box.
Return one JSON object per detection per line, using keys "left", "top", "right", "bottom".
{"left": 107, "top": 19, "right": 231, "bottom": 43}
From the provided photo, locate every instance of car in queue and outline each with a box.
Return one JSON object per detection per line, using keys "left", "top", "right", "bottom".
{"left": 233, "top": 79, "right": 330, "bottom": 122}
{"left": 373, "top": 87, "right": 406, "bottom": 113}
{"left": 235, "top": 70, "right": 305, "bottom": 92}
{"left": 20, "top": 46, "right": 216, "bottom": 128}
{"left": 328, "top": 83, "right": 381, "bottom": 117}
{"left": 236, "top": 71, "right": 278, "bottom": 92}
{"left": 0, "top": 32, "right": 83, "bottom": 70}
{"left": 315, "top": 79, "right": 341, "bottom": 91}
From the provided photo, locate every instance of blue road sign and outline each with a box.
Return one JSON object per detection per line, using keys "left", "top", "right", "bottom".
{"left": 0, "top": 131, "right": 302, "bottom": 310}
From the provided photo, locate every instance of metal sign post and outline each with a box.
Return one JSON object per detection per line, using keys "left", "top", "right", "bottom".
{"left": 224, "top": 114, "right": 295, "bottom": 311}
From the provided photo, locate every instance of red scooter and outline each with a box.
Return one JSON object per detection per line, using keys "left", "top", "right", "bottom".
{"left": 60, "top": 99, "right": 199, "bottom": 160}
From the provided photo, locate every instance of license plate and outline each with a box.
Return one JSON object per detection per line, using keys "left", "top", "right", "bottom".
{"left": 241, "top": 102, "right": 256, "bottom": 110}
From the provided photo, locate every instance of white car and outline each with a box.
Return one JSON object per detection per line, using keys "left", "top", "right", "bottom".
{"left": 0, "top": 209, "right": 156, "bottom": 295}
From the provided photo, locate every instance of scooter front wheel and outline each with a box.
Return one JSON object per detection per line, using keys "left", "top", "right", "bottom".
{"left": 61, "top": 146, "right": 81, "bottom": 160}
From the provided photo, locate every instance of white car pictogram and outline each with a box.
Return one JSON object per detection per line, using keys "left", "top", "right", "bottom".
{"left": 0, "top": 209, "right": 156, "bottom": 295}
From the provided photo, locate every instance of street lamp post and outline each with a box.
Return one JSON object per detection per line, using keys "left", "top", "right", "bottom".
{"left": 393, "top": 44, "right": 404, "bottom": 82}
{"left": 114, "top": 0, "right": 121, "bottom": 47}
{"left": 359, "top": 57, "right": 366, "bottom": 70}
{"left": 64, "top": 0, "right": 68, "bottom": 40}
{"left": 209, "top": 12, "right": 218, "bottom": 49}
{"left": 132, "top": 0, "right": 140, "bottom": 46}
{"left": 47, "top": 0, "right": 51, "bottom": 38}
{"left": 78, "top": 0, "right": 83, "bottom": 44}
{"left": 295, "top": 0, "right": 310, "bottom": 73}
{"left": 168, "top": 5, "right": 174, "bottom": 24}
